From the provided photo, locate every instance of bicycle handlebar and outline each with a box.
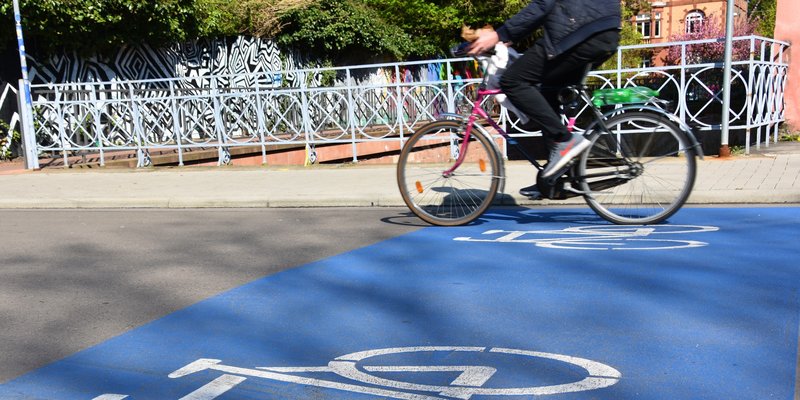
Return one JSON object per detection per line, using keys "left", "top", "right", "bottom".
{"left": 450, "top": 42, "right": 495, "bottom": 58}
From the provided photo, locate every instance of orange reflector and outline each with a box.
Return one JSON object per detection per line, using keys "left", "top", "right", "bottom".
{"left": 415, "top": 181, "right": 424, "bottom": 193}
{"left": 479, "top": 159, "right": 486, "bottom": 172}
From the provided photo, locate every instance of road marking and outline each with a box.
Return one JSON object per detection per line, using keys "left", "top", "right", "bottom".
{"left": 455, "top": 224, "right": 719, "bottom": 250}
{"left": 131, "top": 346, "right": 621, "bottom": 399}
{"left": 179, "top": 374, "right": 246, "bottom": 400}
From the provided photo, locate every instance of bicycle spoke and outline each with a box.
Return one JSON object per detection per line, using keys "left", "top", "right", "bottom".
{"left": 397, "top": 120, "right": 500, "bottom": 226}
{"left": 579, "top": 112, "right": 696, "bottom": 225}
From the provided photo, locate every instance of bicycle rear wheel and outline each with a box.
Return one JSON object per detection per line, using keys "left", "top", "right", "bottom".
{"left": 397, "top": 120, "right": 501, "bottom": 226}
{"left": 578, "top": 111, "right": 697, "bottom": 225}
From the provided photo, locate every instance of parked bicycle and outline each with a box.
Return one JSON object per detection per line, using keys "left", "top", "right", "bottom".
{"left": 397, "top": 46, "right": 703, "bottom": 226}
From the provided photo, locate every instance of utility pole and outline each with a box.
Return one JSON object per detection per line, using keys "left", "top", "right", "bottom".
{"left": 12, "top": 0, "right": 39, "bottom": 169}
{"left": 719, "top": 0, "right": 735, "bottom": 157}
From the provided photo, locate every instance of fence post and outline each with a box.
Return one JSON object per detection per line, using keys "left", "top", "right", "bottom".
{"left": 395, "top": 65, "right": 405, "bottom": 140}
{"left": 167, "top": 80, "right": 184, "bottom": 166}
{"left": 89, "top": 84, "right": 105, "bottom": 166}
{"left": 210, "top": 77, "right": 229, "bottom": 165}
{"left": 775, "top": 44, "right": 786, "bottom": 144}
{"left": 128, "top": 85, "right": 147, "bottom": 167}
{"left": 745, "top": 36, "right": 756, "bottom": 154}
{"left": 719, "top": 0, "right": 735, "bottom": 157}
{"left": 299, "top": 71, "right": 315, "bottom": 165}
{"left": 445, "top": 61, "right": 454, "bottom": 114}
{"left": 346, "top": 68, "right": 358, "bottom": 163}
{"left": 616, "top": 47, "right": 622, "bottom": 89}
{"left": 54, "top": 85, "right": 69, "bottom": 167}
{"left": 254, "top": 78, "right": 267, "bottom": 165}
{"left": 679, "top": 44, "right": 687, "bottom": 129}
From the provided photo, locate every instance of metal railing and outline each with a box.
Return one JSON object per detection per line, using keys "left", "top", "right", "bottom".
{"left": 27, "top": 35, "right": 789, "bottom": 168}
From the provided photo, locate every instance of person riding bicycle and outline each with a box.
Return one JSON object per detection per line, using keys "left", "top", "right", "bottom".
{"left": 467, "top": 0, "right": 621, "bottom": 196}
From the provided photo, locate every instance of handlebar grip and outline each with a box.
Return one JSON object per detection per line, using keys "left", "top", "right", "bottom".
{"left": 450, "top": 41, "right": 496, "bottom": 58}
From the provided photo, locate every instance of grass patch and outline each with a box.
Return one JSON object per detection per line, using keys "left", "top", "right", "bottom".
{"left": 779, "top": 132, "right": 800, "bottom": 142}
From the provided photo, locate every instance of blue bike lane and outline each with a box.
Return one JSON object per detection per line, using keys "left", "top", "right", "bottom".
{"left": 1, "top": 207, "right": 799, "bottom": 399}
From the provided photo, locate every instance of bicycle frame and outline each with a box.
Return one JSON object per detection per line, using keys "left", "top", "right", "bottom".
{"left": 444, "top": 86, "right": 542, "bottom": 177}
{"left": 398, "top": 51, "right": 702, "bottom": 226}
{"left": 444, "top": 77, "right": 704, "bottom": 180}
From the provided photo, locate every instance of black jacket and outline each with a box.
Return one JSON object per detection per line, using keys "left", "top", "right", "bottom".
{"left": 496, "top": 0, "right": 621, "bottom": 59}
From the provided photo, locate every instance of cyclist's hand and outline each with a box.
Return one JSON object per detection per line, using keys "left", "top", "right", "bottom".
{"left": 467, "top": 29, "right": 500, "bottom": 56}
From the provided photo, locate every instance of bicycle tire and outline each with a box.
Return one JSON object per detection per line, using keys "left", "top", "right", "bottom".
{"left": 577, "top": 111, "right": 697, "bottom": 225}
{"left": 397, "top": 120, "right": 501, "bottom": 226}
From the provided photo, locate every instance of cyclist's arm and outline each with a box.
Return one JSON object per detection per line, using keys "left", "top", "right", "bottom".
{"left": 495, "top": 0, "right": 557, "bottom": 43}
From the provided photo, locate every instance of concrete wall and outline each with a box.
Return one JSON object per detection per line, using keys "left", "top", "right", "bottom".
{"left": 774, "top": 0, "right": 799, "bottom": 130}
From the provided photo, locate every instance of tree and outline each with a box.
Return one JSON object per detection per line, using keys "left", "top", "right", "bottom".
{"left": 363, "top": 0, "right": 530, "bottom": 56}
{"left": 275, "top": 0, "right": 531, "bottom": 61}
{"left": 275, "top": 0, "right": 415, "bottom": 61}
{"left": 748, "top": 0, "right": 776, "bottom": 37}
{"left": 198, "top": 0, "right": 314, "bottom": 38}
{"left": 0, "top": 0, "right": 206, "bottom": 55}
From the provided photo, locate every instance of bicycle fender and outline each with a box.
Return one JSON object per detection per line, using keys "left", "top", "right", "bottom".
{"left": 596, "top": 105, "right": 705, "bottom": 160}
{"left": 437, "top": 113, "right": 468, "bottom": 122}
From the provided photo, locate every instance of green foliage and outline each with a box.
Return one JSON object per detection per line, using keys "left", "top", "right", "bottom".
{"left": 748, "top": 0, "right": 776, "bottom": 38}
{"left": 0, "top": 0, "right": 644, "bottom": 64}
{"left": 780, "top": 132, "right": 800, "bottom": 142}
{"left": 0, "top": 119, "right": 20, "bottom": 160}
{"left": 276, "top": 0, "right": 415, "bottom": 61}
{"left": 362, "top": 0, "right": 528, "bottom": 57}
{"left": 0, "top": 0, "right": 205, "bottom": 54}
{"left": 195, "top": 0, "right": 240, "bottom": 37}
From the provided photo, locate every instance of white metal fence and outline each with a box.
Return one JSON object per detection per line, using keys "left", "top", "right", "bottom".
{"left": 26, "top": 35, "right": 789, "bottom": 168}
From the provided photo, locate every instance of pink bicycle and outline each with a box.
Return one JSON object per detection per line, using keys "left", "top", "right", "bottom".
{"left": 396, "top": 52, "right": 702, "bottom": 226}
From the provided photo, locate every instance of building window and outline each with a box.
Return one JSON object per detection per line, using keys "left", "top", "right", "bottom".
{"left": 653, "top": 12, "right": 662, "bottom": 37}
{"left": 685, "top": 10, "right": 705, "bottom": 34}
{"left": 636, "top": 13, "right": 651, "bottom": 37}
{"left": 641, "top": 58, "right": 652, "bottom": 68}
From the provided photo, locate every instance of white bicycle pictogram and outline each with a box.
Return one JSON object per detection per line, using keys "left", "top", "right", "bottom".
{"left": 94, "top": 346, "right": 622, "bottom": 399}
{"left": 453, "top": 224, "right": 719, "bottom": 250}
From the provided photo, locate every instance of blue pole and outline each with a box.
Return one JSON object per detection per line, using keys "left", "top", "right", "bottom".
{"left": 12, "top": 0, "right": 31, "bottom": 85}
{"left": 12, "top": 0, "right": 38, "bottom": 169}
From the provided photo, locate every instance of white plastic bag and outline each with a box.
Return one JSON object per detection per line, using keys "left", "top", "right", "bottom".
{"left": 483, "top": 44, "right": 529, "bottom": 124}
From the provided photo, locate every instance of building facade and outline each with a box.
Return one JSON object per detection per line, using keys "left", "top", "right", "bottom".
{"left": 774, "top": 0, "right": 798, "bottom": 128}
{"left": 632, "top": 0, "right": 748, "bottom": 66}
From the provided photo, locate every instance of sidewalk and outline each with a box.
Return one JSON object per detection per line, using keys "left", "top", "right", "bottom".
{"left": 0, "top": 141, "right": 798, "bottom": 209}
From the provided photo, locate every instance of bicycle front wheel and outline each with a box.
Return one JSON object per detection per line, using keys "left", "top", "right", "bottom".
{"left": 578, "top": 111, "right": 697, "bottom": 225}
{"left": 397, "top": 120, "right": 501, "bottom": 226}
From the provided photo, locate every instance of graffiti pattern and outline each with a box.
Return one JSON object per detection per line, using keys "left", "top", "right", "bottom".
{"left": 1, "top": 35, "right": 482, "bottom": 164}
{"left": 0, "top": 36, "right": 323, "bottom": 159}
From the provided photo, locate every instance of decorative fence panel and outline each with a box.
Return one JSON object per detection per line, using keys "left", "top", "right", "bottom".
{"left": 27, "top": 35, "right": 789, "bottom": 167}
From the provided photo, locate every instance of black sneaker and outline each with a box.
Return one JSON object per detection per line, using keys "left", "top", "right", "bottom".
{"left": 519, "top": 184, "right": 542, "bottom": 199}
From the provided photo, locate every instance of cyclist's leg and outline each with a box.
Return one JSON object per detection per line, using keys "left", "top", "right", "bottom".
{"left": 499, "top": 41, "right": 571, "bottom": 142}
{"left": 500, "top": 30, "right": 617, "bottom": 139}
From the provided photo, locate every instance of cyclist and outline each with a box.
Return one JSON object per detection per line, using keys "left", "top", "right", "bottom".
{"left": 467, "top": 0, "right": 621, "bottom": 196}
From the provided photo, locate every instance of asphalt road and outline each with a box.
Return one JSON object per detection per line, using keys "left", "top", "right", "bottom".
{"left": 2, "top": 206, "right": 798, "bottom": 400}
{"left": 0, "top": 208, "right": 422, "bottom": 383}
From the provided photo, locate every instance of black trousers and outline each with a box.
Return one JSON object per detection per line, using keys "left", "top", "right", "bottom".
{"left": 499, "top": 29, "right": 620, "bottom": 142}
